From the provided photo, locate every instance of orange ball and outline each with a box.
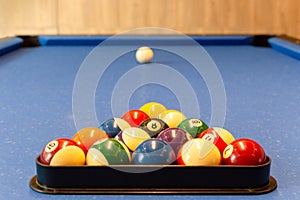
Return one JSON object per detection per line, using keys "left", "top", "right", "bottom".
{"left": 72, "top": 127, "right": 108, "bottom": 154}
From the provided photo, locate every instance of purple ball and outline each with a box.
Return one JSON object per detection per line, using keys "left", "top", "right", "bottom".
{"left": 115, "top": 131, "right": 125, "bottom": 144}
{"left": 157, "top": 128, "right": 192, "bottom": 154}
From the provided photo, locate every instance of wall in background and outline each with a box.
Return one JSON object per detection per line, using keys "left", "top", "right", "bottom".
{"left": 0, "top": 0, "right": 299, "bottom": 39}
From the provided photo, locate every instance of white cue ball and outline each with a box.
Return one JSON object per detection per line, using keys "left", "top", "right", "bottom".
{"left": 135, "top": 46, "right": 154, "bottom": 64}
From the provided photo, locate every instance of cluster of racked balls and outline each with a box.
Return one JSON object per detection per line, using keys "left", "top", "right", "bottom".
{"left": 40, "top": 102, "right": 267, "bottom": 167}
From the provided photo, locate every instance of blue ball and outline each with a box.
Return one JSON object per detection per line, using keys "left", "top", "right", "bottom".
{"left": 132, "top": 139, "right": 176, "bottom": 165}
{"left": 99, "top": 118, "right": 121, "bottom": 138}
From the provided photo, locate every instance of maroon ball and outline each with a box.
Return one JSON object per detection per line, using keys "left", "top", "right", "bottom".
{"left": 157, "top": 128, "right": 192, "bottom": 154}
{"left": 114, "top": 131, "right": 125, "bottom": 144}
{"left": 222, "top": 138, "right": 267, "bottom": 165}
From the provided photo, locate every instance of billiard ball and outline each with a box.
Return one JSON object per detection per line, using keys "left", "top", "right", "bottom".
{"left": 222, "top": 138, "right": 267, "bottom": 165}
{"left": 99, "top": 118, "right": 130, "bottom": 138}
{"left": 157, "top": 128, "right": 192, "bottom": 154}
{"left": 72, "top": 127, "right": 108, "bottom": 154}
{"left": 177, "top": 138, "right": 221, "bottom": 166}
{"left": 135, "top": 46, "right": 154, "bottom": 64}
{"left": 132, "top": 138, "right": 176, "bottom": 165}
{"left": 139, "top": 102, "right": 167, "bottom": 118}
{"left": 121, "top": 110, "right": 150, "bottom": 127}
{"left": 139, "top": 118, "right": 169, "bottom": 137}
{"left": 86, "top": 138, "right": 131, "bottom": 165}
{"left": 178, "top": 118, "right": 208, "bottom": 138}
{"left": 198, "top": 127, "right": 235, "bottom": 154}
{"left": 114, "top": 130, "right": 125, "bottom": 144}
{"left": 115, "top": 127, "right": 151, "bottom": 151}
{"left": 158, "top": 109, "right": 187, "bottom": 128}
{"left": 40, "top": 138, "right": 85, "bottom": 166}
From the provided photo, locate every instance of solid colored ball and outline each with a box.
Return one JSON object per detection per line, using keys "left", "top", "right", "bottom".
{"left": 139, "top": 118, "right": 169, "bottom": 137}
{"left": 135, "top": 46, "right": 154, "bottom": 64}
{"left": 178, "top": 118, "right": 208, "bottom": 138}
{"left": 139, "top": 102, "right": 167, "bottom": 118}
{"left": 115, "top": 127, "right": 151, "bottom": 151}
{"left": 99, "top": 118, "right": 130, "bottom": 138}
{"left": 157, "top": 128, "right": 192, "bottom": 154}
{"left": 40, "top": 138, "right": 85, "bottom": 166}
{"left": 177, "top": 138, "right": 221, "bottom": 166}
{"left": 132, "top": 139, "right": 176, "bottom": 165}
{"left": 121, "top": 110, "right": 150, "bottom": 127}
{"left": 72, "top": 127, "right": 108, "bottom": 154}
{"left": 158, "top": 109, "right": 187, "bottom": 128}
{"left": 114, "top": 131, "right": 125, "bottom": 144}
{"left": 86, "top": 138, "right": 131, "bottom": 165}
{"left": 198, "top": 127, "right": 235, "bottom": 154}
{"left": 222, "top": 138, "right": 267, "bottom": 165}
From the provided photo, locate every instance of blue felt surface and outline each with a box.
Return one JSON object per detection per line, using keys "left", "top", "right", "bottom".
{"left": 0, "top": 38, "right": 300, "bottom": 199}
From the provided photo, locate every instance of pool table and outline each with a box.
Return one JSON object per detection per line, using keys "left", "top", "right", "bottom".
{"left": 0, "top": 33, "right": 299, "bottom": 200}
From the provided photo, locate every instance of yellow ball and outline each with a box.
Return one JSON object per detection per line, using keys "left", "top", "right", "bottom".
{"left": 139, "top": 102, "right": 167, "bottom": 118}
{"left": 135, "top": 46, "right": 154, "bottom": 63}
{"left": 121, "top": 127, "right": 151, "bottom": 151}
{"left": 213, "top": 127, "right": 235, "bottom": 144}
{"left": 178, "top": 138, "right": 221, "bottom": 166}
{"left": 114, "top": 117, "right": 131, "bottom": 130}
{"left": 86, "top": 148, "right": 108, "bottom": 166}
{"left": 50, "top": 146, "right": 85, "bottom": 166}
{"left": 158, "top": 109, "right": 186, "bottom": 128}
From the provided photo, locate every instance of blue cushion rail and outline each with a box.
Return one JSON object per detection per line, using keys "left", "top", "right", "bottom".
{"left": 268, "top": 37, "right": 300, "bottom": 60}
{"left": 38, "top": 36, "right": 107, "bottom": 46}
{"left": 192, "top": 35, "right": 253, "bottom": 45}
{"left": 38, "top": 35, "right": 254, "bottom": 46}
{"left": 0, "top": 37, "right": 23, "bottom": 56}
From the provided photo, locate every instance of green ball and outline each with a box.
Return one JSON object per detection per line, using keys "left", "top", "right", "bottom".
{"left": 177, "top": 118, "right": 208, "bottom": 138}
{"left": 86, "top": 138, "right": 131, "bottom": 165}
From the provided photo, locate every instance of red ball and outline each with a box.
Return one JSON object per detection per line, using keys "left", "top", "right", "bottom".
{"left": 198, "top": 127, "right": 235, "bottom": 154}
{"left": 121, "top": 110, "right": 150, "bottom": 127}
{"left": 40, "top": 138, "right": 85, "bottom": 166}
{"left": 222, "top": 138, "right": 267, "bottom": 165}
